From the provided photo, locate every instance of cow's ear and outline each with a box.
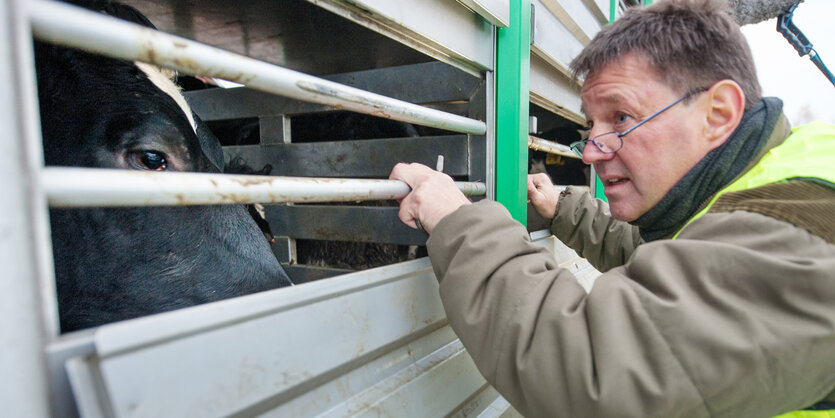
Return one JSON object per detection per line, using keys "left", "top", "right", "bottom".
{"left": 193, "top": 112, "right": 225, "bottom": 173}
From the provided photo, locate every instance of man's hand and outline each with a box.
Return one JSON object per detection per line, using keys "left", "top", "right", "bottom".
{"left": 527, "top": 173, "right": 559, "bottom": 219}
{"left": 389, "top": 162, "right": 471, "bottom": 234}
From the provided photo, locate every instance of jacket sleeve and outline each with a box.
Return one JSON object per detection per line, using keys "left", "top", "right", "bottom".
{"left": 427, "top": 200, "right": 835, "bottom": 418}
{"left": 551, "top": 186, "right": 643, "bottom": 271}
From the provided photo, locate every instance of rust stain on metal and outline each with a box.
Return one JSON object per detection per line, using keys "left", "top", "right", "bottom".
{"left": 172, "top": 56, "right": 203, "bottom": 74}
{"left": 371, "top": 109, "right": 392, "bottom": 119}
{"left": 229, "top": 177, "right": 273, "bottom": 187}
{"left": 173, "top": 193, "right": 187, "bottom": 205}
{"left": 139, "top": 42, "right": 157, "bottom": 65}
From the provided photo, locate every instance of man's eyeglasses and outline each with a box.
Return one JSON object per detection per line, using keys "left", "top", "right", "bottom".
{"left": 569, "top": 87, "right": 708, "bottom": 158}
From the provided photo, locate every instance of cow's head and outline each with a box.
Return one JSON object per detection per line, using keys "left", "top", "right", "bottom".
{"left": 35, "top": 1, "right": 292, "bottom": 333}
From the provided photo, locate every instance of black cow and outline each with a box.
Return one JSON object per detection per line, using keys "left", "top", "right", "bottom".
{"left": 35, "top": 0, "right": 292, "bottom": 333}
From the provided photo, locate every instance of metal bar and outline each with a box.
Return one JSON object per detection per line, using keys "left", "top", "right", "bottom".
{"left": 29, "top": 0, "right": 487, "bottom": 136}
{"left": 528, "top": 135, "right": 580, "bottom": 159}
{"left": 484, "top": 69, "right": 496, "bottom": 200}
{"left": 1, "top": 0, "right": 53, "bottom": 415}
{"left": 42, "top": 167, "right": 486, "bottom": 208}
{"left": 185, "top": 62, "right": 481, "bottom": 121}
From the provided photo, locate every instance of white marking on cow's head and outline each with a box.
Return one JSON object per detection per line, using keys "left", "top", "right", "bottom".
{"left": 134, "top": 62, "right": 196, "bottom": 133}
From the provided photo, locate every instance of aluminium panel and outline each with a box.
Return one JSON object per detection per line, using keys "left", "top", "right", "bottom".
{"left": 315, "top": 339, "right": 485, "bottom": 417}
{"left": 60, "top": 233, "right": 588, "bottom": 416}
{"left": 531, "top": 0, "right": 587, "bottom": 80}
{"left": 307, "top": 0, "right": 494, "bottom": 75}
{"left": 456, "top": 0, "right": 510, "bottom": 27}
{"left": 537, "top": 0, "right": 605, "bottom": 44}
{"left": 529, "top": 54, "right": 584, "bottom": 125}
{"left": 62, "top": 259, "right": 492, "bottom": 417}
{"left": 581, "top": 0, "right": 610, "bottom": 24}
{"left": 82, "top": 259, "right": 447, "bottom": 416}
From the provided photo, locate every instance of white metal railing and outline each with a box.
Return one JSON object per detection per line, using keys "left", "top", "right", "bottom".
{"left": 29, "top": 0, "right": 488, "bottom": 207}
{"left": 43, "top": 167, "right": 487, "bottom": 208}
{"left": 29, "top": 0, "right": 487, "bottom": 136}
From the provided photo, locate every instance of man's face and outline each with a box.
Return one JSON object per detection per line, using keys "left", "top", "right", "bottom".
{"left": 580, "top": 52, "right": 711, "bottom": 221}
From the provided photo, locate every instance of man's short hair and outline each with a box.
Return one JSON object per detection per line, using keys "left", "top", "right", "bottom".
{"left": 570, "top": 0, "right": 761, "bottom": 109}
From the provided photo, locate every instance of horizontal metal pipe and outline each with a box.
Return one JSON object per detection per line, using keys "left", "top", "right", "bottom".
{"left": 528, "top": 135, "right": 581, "bottom": 159}
{"left": 42, "top": 167, "right": 486, "bottom": 208}
{"left": 29, "top": 1, "right": 487, "bottom": 136}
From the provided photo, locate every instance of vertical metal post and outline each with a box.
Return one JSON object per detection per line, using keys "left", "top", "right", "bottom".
{"left": 260, "top": 114, "right": 298, "bottom": 266}
{"left": 260, "top": 115, "right": 292, "bottom": 144}
{"left": 495, "top": 0, "right": 531, "bottom": 224}
{"left": 0, "top": 0, "right": 57, "bottom": 415}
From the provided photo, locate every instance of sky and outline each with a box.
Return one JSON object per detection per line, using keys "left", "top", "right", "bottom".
{"left": 740, "top": 0, "right": 835, "bottom": 125}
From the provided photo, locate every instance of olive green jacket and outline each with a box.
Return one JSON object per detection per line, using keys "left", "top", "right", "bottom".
{"left": 427, "top": 171, "right": 835, "bottom": 415}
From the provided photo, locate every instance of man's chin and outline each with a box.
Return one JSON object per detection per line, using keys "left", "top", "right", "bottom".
{"left": 607, "top": 201, "right": 641, "bottom": 222}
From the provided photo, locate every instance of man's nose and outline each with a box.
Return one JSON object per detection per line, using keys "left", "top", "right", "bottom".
{"left": 582, "top": 139, "right": 616, "bottom": 164}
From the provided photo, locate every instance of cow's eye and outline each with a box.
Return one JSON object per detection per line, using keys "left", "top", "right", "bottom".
{"left": 129, "top": 150, "right": 168, "bottom": 171}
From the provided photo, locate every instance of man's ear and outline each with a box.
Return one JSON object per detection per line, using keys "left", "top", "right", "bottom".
{"left": 704, "top": 80, "right": 745, "bottom": 149}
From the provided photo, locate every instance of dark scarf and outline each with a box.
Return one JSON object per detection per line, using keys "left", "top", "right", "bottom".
{"left": 631, "top": 97, "right": 785, "bottom": 241}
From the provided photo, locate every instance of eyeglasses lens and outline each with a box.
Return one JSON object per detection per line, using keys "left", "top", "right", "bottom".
{"left": 570, "top": 132, "right": 621, "bottom": 157}
{"left": 595, "top": 132, "right": 620, "bottom": 153}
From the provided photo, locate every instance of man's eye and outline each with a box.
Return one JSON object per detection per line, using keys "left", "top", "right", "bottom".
{"left": 128, "top": 150, "right": 168, "bottom": 171}
{"left": 616, "top": 114, "right": 631, "bottom": 124}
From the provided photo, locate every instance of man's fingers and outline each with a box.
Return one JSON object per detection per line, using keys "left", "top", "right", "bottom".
{"left": 527, "top": 173, "right": 558, "bottom": 219}
{"left": 528, "top": 173, "right": 553, "bottom": 189}
{"left": 396, "top": 192, "right": 421, "bottom": 230}
{"left": 389, "top": 162, "right": 433, "bottom": 186}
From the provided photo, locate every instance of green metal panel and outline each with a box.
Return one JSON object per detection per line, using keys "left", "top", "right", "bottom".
{"left": 595, "top": 176, "right": 606, "bottom": 201}
{"left": 495, "top": 0, "right": 530, "bottom": 224}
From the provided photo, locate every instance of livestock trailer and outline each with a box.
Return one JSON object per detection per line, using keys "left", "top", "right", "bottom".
{"left": 2, "top": 0, "right": 635, "bottom": 415}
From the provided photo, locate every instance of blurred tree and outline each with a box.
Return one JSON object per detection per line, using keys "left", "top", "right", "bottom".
{"left": 728, "top": 0, "right": 798, "bottom": 26}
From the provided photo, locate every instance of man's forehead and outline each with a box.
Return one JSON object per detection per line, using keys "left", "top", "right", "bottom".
{"left": 578, "top": 52, "right": 669, "bottom": 112}
{"left": 580, "top": 92, "right": 629, "bottom": 116}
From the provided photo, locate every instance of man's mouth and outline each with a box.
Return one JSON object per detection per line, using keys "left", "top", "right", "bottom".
{"left": 605, "top": 177, "right": 629, "bottom": 186}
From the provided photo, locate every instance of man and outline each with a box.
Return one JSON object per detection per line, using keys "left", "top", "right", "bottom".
{"left": 389, "top": 0, "right": 835, "bottom": 416}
